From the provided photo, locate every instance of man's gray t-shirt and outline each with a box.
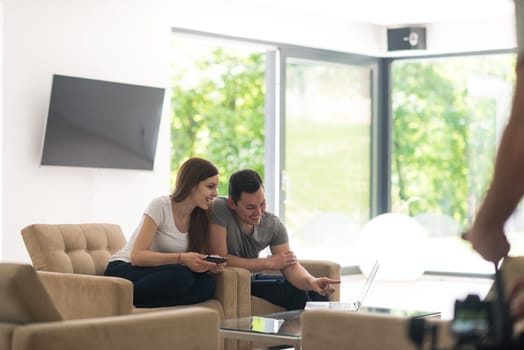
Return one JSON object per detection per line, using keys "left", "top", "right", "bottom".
{"left": 210, "top": 197, "right": 288, "bottom": 258}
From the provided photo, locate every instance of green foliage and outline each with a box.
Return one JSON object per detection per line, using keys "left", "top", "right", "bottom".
{"left": 391, "top": 55, "right": 515, "bottom": 227}
{"left": 170, "top": 42, "right": 266, "bottom": 195}
{"left": 170, "top": 36, "right": 515, "bottom": 234}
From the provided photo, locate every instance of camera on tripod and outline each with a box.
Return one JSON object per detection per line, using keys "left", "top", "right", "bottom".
{"left": 408, "top": 267, "right": 523, "bottom": 350}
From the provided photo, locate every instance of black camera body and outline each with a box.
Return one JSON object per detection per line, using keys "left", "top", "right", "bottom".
{"left": 408, "top": 267, "right": 523, "bottom": 350}
{"left": 451, "top": 294, "right": 495, "bottom": 345}
{"left": 450, "top": 293, "right": 517, "bottom": 349}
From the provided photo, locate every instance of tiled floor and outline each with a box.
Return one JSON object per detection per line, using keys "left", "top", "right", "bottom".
{"left": 339, "top": 273, "right": 494, "bottom": 320}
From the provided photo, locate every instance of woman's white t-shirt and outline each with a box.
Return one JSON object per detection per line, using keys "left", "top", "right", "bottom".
{"left": 109, "top": 196, "right": 188, "bottom": 263}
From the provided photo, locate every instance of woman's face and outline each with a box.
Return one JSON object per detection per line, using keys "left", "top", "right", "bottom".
{"left": 192, "top": 175, "right": 219, "bottom": 210}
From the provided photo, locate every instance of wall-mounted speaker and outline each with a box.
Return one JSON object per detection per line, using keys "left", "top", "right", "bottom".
{"left": 387, "top": 27, "right": 427, "bottom": 51}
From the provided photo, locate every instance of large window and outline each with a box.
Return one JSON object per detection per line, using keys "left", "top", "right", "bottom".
{"left": 170, "top": 31, "right": 520, "bottom": 275}
{"left": 391, "top": 53, "right": 518, "bottom": 274}
{"left": 170, "top": 35, "right": 267, "bottom": 195}
{"left": 281, "top": 56, "right": 374, "bottom": 266}
{"left": 170, "top": 35, "right": 379, "bottom": 267}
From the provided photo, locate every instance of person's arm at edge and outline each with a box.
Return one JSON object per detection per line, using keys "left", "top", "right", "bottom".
{"left": 469, "top": 65, "right": 524, "bottom": 262}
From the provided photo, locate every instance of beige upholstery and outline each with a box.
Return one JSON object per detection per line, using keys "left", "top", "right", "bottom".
{"left": 0, "top": 263, "right": 220, "bottom": 350}
{"left": 485, "top": 255, "right": 524, "bottom": 333}
{"left": 37, "top": 270, "right": 134, "bottom": 319}
{"left": 0, "top": 263, "right": 62, "bottom": 323}
{"left": 21, "top": 223, "right": 238, "bottom": 320}
{"left": 20, "top": 223, "right": 340, "bottom": 350}
{"left": 251, "top": 259, "right": 341, "bottom": 316}
{"left": 301, "top": 309, "right": 454, "bottom": 350}
{"left": 21, "top": 223, "right": 125, "bottom": 275}
{"left": 486, "top": 256, "right": 524, "bottom": 300}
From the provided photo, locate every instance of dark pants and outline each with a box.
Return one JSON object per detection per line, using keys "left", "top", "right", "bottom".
{"left": 251, "top": 273, "right": 328, "bottom": 310}
{"left": 104, "top": 260, "right": 215, "bottom": 308}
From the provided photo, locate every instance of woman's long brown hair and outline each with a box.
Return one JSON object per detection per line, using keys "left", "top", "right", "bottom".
{"left": 171, "top": 157, "right": 218, "bottom": 254}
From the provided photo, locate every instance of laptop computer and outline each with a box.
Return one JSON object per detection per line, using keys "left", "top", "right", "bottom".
{"left": 305, "top": 260, "right": 380, "bottom": 312}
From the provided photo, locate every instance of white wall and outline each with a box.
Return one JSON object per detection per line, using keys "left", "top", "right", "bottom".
{"left": 171, "top": 0, "right": 515, "bottom": 57}
{"left": 171, "top": 0, "right": 385, "bottom": 56}
{"left": 385, "top": 16, "right": 516, "bottom": 57}
{"left": 2, "top": 0, "right": 172, "bottom": 262}
{"left": 0, "top": 0, "right": 385, "bottom": 264}
{"left": 426, "top": 16, "right": 516, "bottom": 55}
{"left": 0, "top": 1, "right": 3, "bottom": 259}
{"left": 1, "top": 0, "right": 515, "bottom": 263}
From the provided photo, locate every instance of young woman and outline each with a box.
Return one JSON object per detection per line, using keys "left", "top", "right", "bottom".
{"left": 104, "top": 157, "right": 224, "bottom": 307}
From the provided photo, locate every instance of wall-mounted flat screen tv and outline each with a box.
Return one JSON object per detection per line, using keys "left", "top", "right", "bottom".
{"left": 41, "top": 74, "right": 165, "bottom": 170}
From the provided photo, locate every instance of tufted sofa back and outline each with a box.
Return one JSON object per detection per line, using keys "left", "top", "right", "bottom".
{"left": 21, "top": 223, "right": 127, "bottom": 275}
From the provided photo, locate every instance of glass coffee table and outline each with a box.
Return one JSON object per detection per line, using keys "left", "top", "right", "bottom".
{"left": 220, "top": 307, "right": 441, "bottom": 348}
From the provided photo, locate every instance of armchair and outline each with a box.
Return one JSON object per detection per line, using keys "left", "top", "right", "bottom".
{"left": 20, "top": 223, "right": 239, "bottom": 320}
{"left": 0, "top": 263, "right": 220, "bottom": 350}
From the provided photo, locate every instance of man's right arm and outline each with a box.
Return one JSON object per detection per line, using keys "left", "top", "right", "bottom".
{"left": 209, "top": 223, "right": 274, "bottom": 272}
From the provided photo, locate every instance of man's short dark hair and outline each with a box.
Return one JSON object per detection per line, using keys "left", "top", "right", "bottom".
{"left": 228, "top": 169, "right": 263, "bottom": 204}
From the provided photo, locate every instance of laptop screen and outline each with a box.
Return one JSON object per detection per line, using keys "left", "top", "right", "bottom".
{"left": 355, "top": 260, "right": 380, "bottom": 310}
{"left": 304, "top": 260, "right": 380, "bottom": 311}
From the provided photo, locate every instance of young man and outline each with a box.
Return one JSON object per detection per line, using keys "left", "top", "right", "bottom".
{"left": 210, "top": 169, "right": 340, "bottom": 310}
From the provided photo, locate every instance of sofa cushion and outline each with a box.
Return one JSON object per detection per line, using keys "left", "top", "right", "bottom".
{"left": 21, "top": 223, "right": 126, "bottom": 275}
{"left": 12, "top": 308, "right": 220, "bottom": 350}
{"left": 0, "top": 323, "right": 15, "bottom": 349}
{"left": 132, "top": 299, "right": 225, "bottom": 319}
{"left": 0, "top": 264, "right": 62, "bottom": 323}
{"left": 301, "top": 310, "right": 452, "bottom": 350}
{"left": 251, "top": 296, "right": 285, "bottom": 316}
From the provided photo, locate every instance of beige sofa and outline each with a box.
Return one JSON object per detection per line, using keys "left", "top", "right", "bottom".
{"left": 21, "top": 223, "right": 341, "bottom": 350}
{"left": 21, "top": 223, "right": 242, "bottom": 319}
{"left": 0, "top": 263, "right": 220, "bottom": 350}
{"left": 21, "top": 223, "right": 340, "bottom": 317}
{"left": 21, "top": 223, "right": 247, "bottom": 350}
{"left": 301, "top": 309, "right": 454, "bottom": 350}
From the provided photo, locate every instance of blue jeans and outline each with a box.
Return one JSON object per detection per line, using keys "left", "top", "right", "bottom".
{"left": 251, "top": 273, "right": 328, "bottom": 310}
{"left": 104, "top": 260, "right": 215, "bottom": 308}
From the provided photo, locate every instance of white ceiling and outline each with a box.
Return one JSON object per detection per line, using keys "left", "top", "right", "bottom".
{"left": 244, "top": 0, "right": 515, "bottom": 26}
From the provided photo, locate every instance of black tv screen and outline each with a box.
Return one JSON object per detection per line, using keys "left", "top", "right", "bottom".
{"left": 41, "top": 74, "right": 165, "bottom": 170}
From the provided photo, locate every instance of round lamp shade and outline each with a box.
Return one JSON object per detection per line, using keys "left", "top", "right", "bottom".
{"left": 356, "top": 212, "right": 428, "bottom": 281}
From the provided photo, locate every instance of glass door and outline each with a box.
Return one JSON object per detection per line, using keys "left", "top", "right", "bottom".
{"left": 279, "top": 49, "right": 378, "bottom": 267}
{"left": 390, "top": 53, "right": 516, "bottom": 275}
{"left": 170, "top": 33, "right": 268, "bottom": 195}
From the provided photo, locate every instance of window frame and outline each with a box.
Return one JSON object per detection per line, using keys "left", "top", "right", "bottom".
{"left": 171, "top": 27, "right": 516, "bottom": 277}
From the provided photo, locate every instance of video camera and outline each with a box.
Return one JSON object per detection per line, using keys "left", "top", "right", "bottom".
{"left": 408, "top": 266, "right": 523, "bottom": 350}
